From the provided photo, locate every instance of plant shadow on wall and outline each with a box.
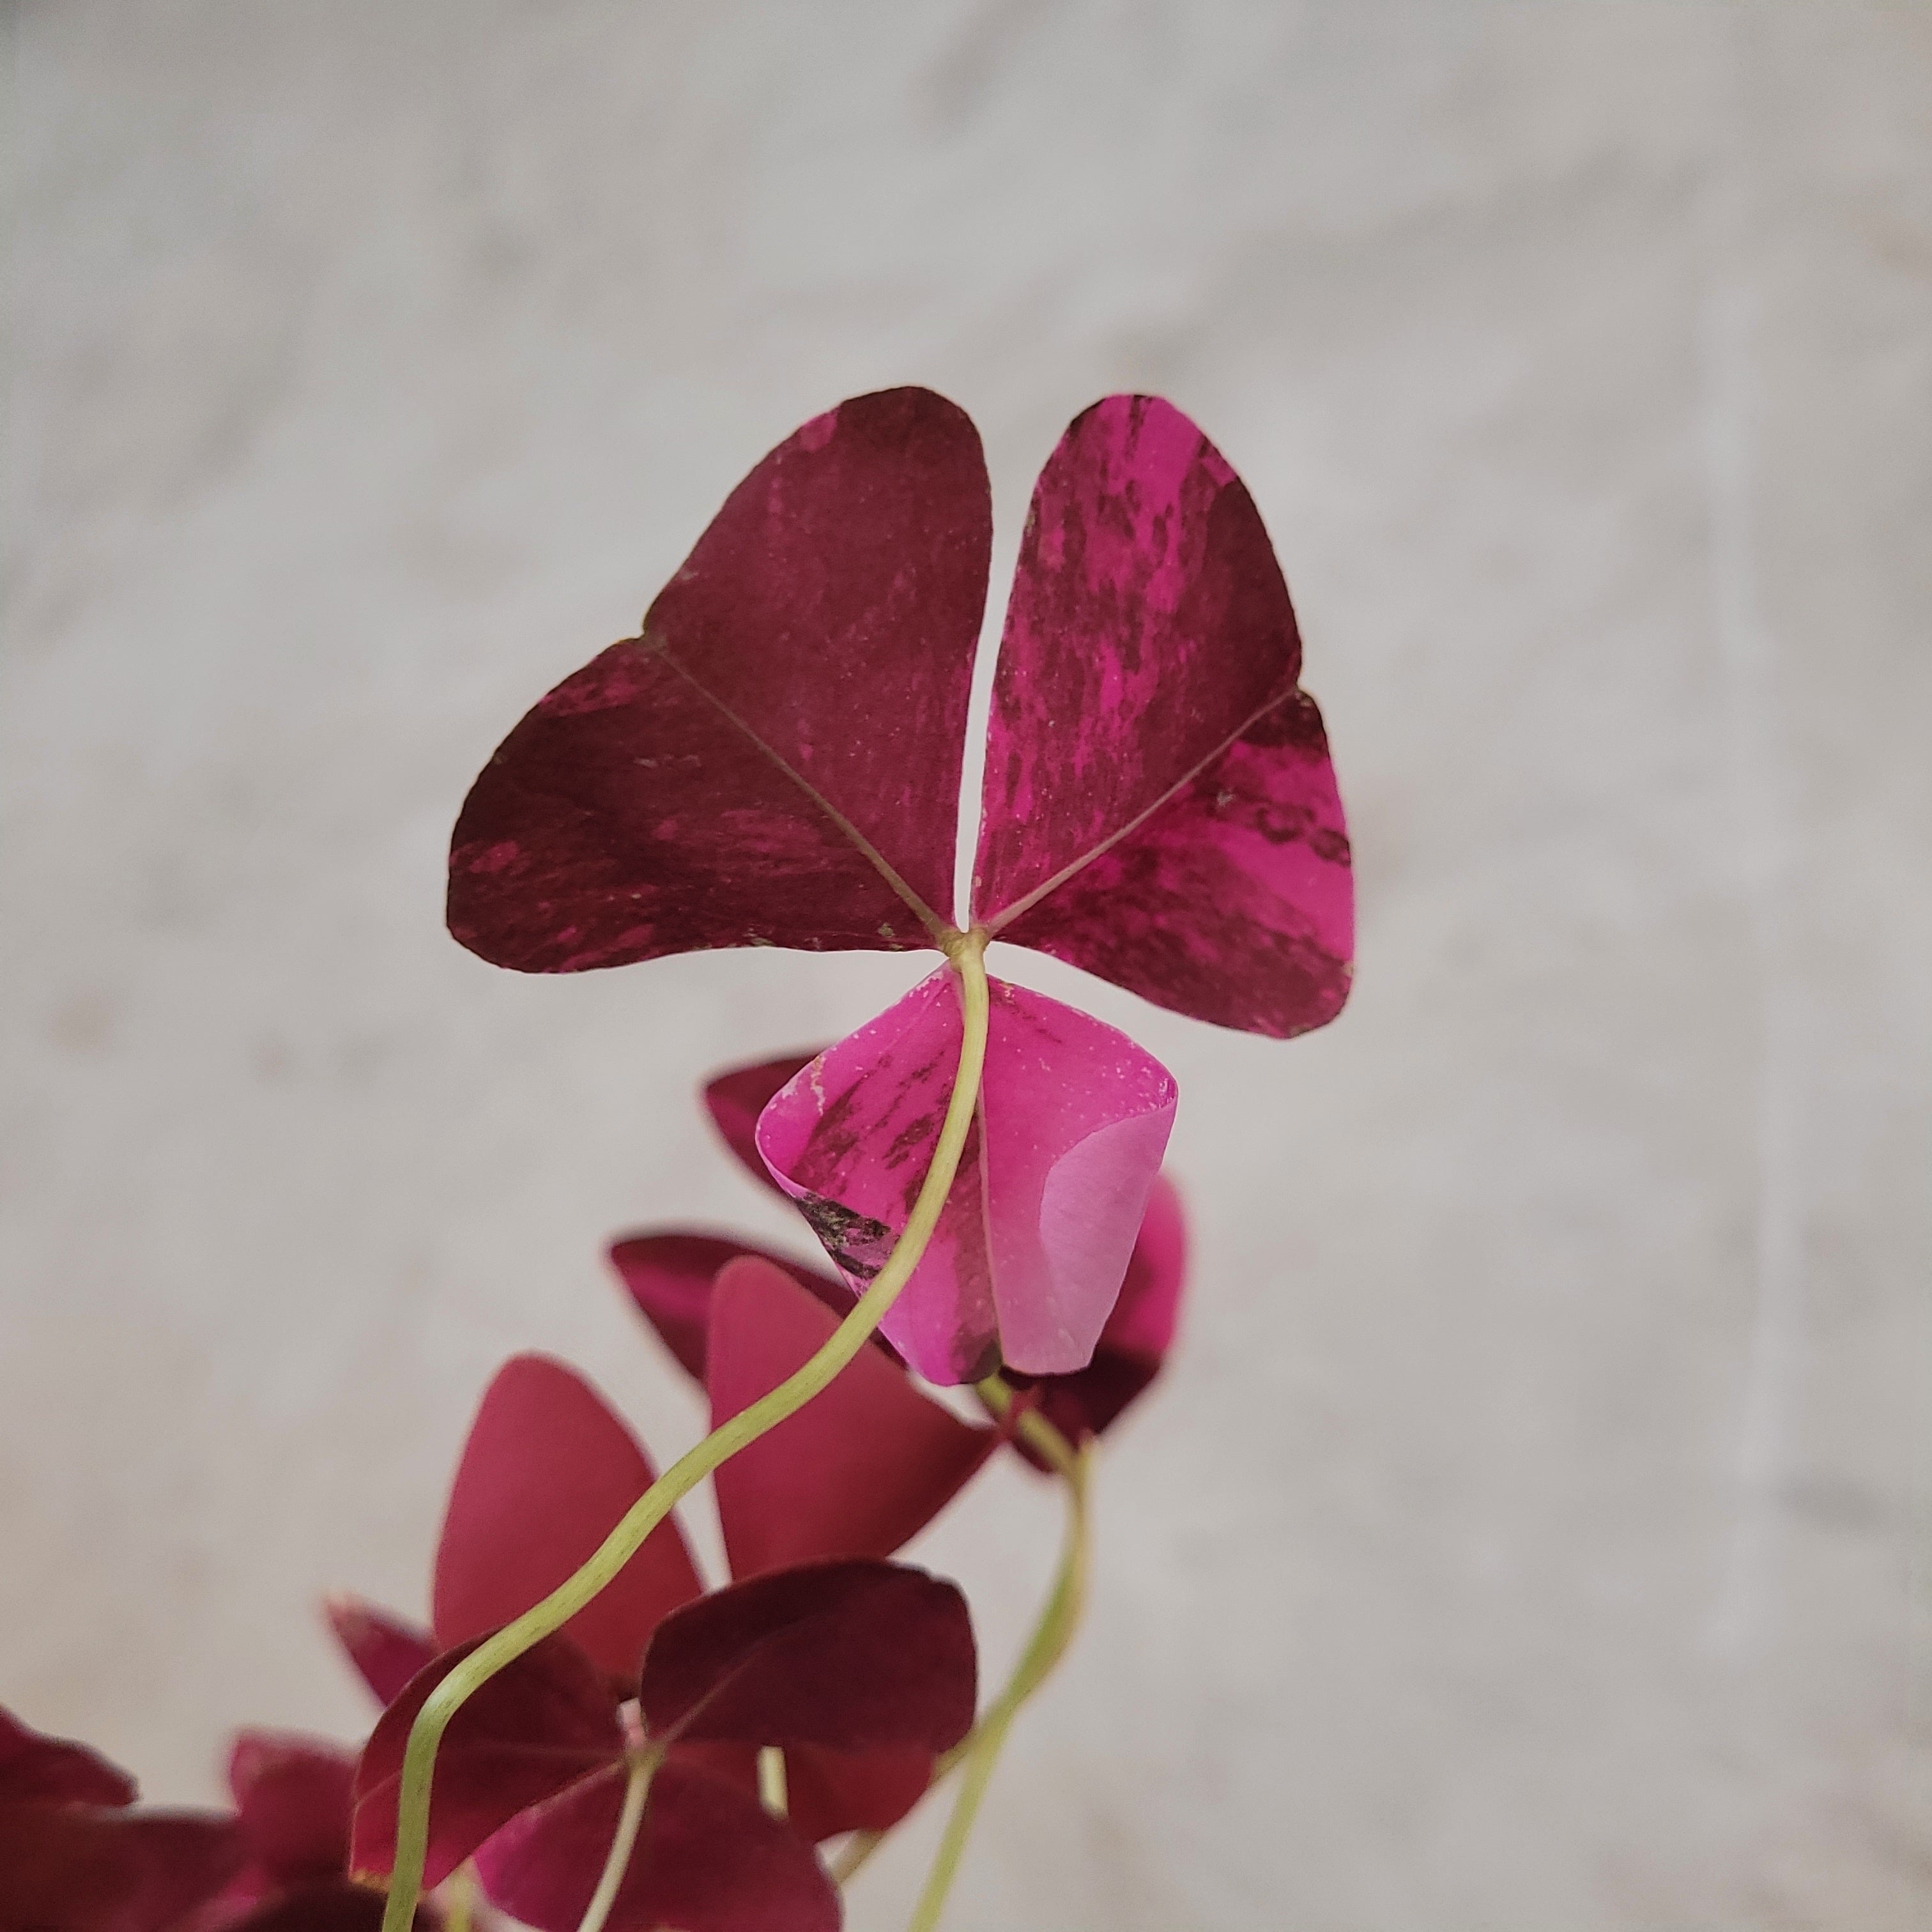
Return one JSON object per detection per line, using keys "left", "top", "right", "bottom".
{"left": 0, "top": 389, "right": 1352, "bottom": 1932}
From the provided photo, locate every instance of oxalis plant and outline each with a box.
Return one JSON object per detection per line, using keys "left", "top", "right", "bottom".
{"left": 2, "top": 390, "right": 1353, "bottom": 1932}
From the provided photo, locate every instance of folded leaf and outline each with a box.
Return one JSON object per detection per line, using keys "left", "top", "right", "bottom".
{"left": 703, "top": 1052, "right": 818, "bottom": 1189}
{"left": 707, "top": 1257, "right": 992, "bottom": 1575}
{"left": 1018, "top": 1172, "right": 1188, "bottom": 1448}
{"left": 0, "top": 1804, "right": 244, "bottom": 1932}
{"left": 349, "top": 1639, "right": 618, "bottom": 1888}
{"left": 608, "top": 1230, "right": 850, "bottom": 1384}
{"left": 434, "top": 1354, "right": 702, "bottom": 1686}
{"left": 758, "top": 970, "right": 1177, "bottom": 1383}
{"left": 0, "top": 1705, "right": 137, "bottom": 1808}
{"left": 323, "top": 1596, "right": 436, "bottom": 1708}
{"left": 448, "top": 387, "right": 990, "bottom": 971}
{"left": 974, "top": 394, "right": 1354, "bottom": 1037}
{"left": 226, "top": 1733, "right": 353, "bottom": 1885}
{"left": 639, "top": 1559, "right": 975, "bottom": 1756}
{"left": 473, "top": 1759, "right": 838, "bottom": 1932}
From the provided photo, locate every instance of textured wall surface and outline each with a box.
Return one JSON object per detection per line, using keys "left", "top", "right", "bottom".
{"left": 4, "top": 4, "right": 1928, "bottom": 1926}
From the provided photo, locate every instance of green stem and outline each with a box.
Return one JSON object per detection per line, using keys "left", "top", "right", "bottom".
{"left": 905, "top": 1401, "right": 1091, "bottom": 1932}
{"left": 829, "top": 1394, "right": 1091, "bottom": 1896}
{"left": 757, "top": 1744, "right": 788, "bottom": 1817}
{"left": 576, "top": 1749, "right": 660, "bottom": 1932}
{"left": 379, "top": 933, "right": 992, "bottom": 1932}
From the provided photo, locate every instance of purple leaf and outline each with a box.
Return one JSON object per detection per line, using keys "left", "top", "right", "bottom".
{"left": 322, "top": 1596, "right": 436, "bottom": 1709}
{"left": 448, "top": 388, "right": 989, "bottom": 972}
{"left": 608, "top": 1230, "right": 851, "bottom": 1384}
{"left": 639, "top": 1559, "right": 976, "bottom": 1756}
{"left": 974, "top": 395, "right": 1354, "bottom": 1037}
{"left": 0, "top": 1804, "right": 244, "bottom": 1932}
{"left": 215, "top": 1882, "right": 439, "bottom": 1932}
{"left": 350, "top": 1639, "right": 618, "bottom": 1889}
{"left": 0, "top": 1704, "right": 137, "bottom": 1808}
{"left": 703, "top": 1052, "right": 819, "bottom": 1190}
{"left": 668, "top": 1739, "right": 933, "bottom": 1844}
{"left": 224, "top": 1732, "right": 353, "bottom": 1885}
{"left": 474, "top": 1759, "right": 838, "bottom": 1932}
{"left": 434, "top": 1355, "right": 703, "bottom": 1687}
{"left": 706, "top": 1257, "right": 992, "bottom": 1575}
{"left": 757, "top": 969, "right": 1177, "bottom": 1384}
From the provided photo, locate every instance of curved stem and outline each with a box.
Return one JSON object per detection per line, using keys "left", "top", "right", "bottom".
{"left": 576, "top": 1750, "right": 659, "bottom": 1932}
{"left": 905, "top": 1402, "right": 1091, "bottom": 1931}
{"left": 379, "top": 935, "right": 992, "bottom": 1932}
{"left": 830, "top": 1395, "right": 1090, "bottom": 1896}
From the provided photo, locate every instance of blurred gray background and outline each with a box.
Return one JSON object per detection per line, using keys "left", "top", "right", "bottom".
{"left": 4, "top": 3, "right": 1928, "bottom": 1927}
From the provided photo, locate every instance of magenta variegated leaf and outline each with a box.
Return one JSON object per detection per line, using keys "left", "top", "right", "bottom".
{"left": 447, "top": 388, "right": 1351, "bottom": 1041}
{"left": 473, "top": 1760, "right": 838, "bottom": 1932}
{"left": 322, "top": 1596, "right": 436, "bottom": 1709}
{"left": 1009, "top": 1172, "right": 1189, "bottom": 1450}
{"left": 349, "top": 1638, "right": 619, "bottom": 1889}
{"left": 707, "top": 1257, "right": 992, "bottom": 1574}
{"left": 972, "top": 394, "right": 1353, "bottom": 1036}
{"left": 639, "top": 1560, "right": 976, "bottom": 1757}
{"left": 434, "top": 1355, "right": 703, "bottom": 1688}
{"left": 448, "top": 388, "right": 989, "bottom": 971}
{"left": 758, "top": 969, "right": 1177, "bottom": 1383}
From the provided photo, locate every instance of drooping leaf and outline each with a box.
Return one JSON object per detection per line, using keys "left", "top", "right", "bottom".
{"left": 473, "top": 1759, "right": 838, "bottom": 1932}
{"left": 702, "top": 1052, "right": 818, "bottom": 1188}
{"left": 448, "top": 388, "right": 990, "bottom": 972}
{"left": 638, "top": 1559, "right": 975, "bottom": 1756}
{"left": 0, "top": 1705, "right": 137, "bottom": 1808}
{"left": 349, "top": 1639, "right": 618, "bottom": 1889}
{"left": 973, "top": 394, "right": 1354, "bottom": 1038}
{"left": 0, "top": 1804, "right": 244, "bottom": 1932}
{"left": 608, "top": 1231, "right": 850, "bottom": 1384}
{"left": 706, "top": 1258, "right": 992, "bottom": 1574}
{"left": 225, "top": 1733, "right": 353, "bottom": 1885}
{"left": 1016, "top": 1172, "right": 1188, "bottom": 1448}
{"left": 322, "top": 1596, "right": 437, "bottom": 1709}
{"left": 758, "top": 970, "right": 1177, "bottom": 1383}
{"left": 434, "top": 1355, "right": 702, "bottom": 1687}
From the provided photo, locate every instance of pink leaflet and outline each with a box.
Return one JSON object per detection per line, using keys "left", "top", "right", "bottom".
{"left": 638, "top": 1560, "right": 976, "bottom": 1756}
{"left": 0, "top": 1704, "right": 137, "bottom": 1808}
{"left": 1016, "top": 1172, "right": 1188, "bottom": 1449}
{"left": 707, "top": 1257, "right": 993, "bottom": 1575}
{"left": 349, "top": 1638, "right": 618, "bottom": 1889}
{"left": 608, "top": 1231, "right": 852, "bottom": 1383}
{"left": 473, "top": 1760, "right": 838, "bottom": 1932}
{"left": 973, "top": 395, "right": 1354, "bottom": 1038}
{"left": 448, "top": 388, "right": 989, "bottom": 972}
{"left": 322, "top": 1595, "right": 436, "bottom": 1708}
{"left": 225, "top": 1733, "right": 353, "bottom": 1886}
{"left": 433, "top": 1355, "right": 703, "bottom": 1689}
{"left": 756, "top": 969, "right": 1178, "bottom": 1384}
